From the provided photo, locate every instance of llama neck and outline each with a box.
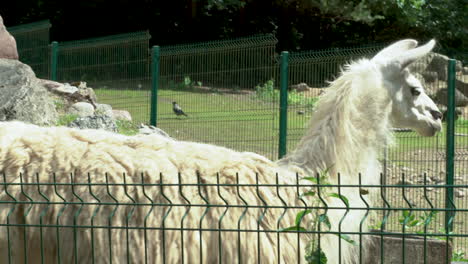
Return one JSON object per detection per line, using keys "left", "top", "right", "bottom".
{"left": 279, "top": 60, "right": 393, "bottom": 184}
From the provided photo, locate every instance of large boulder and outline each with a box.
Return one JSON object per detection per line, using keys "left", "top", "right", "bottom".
{"left": 410, "top": 52, "right": 468, "bottom": 106}
{"left": 0, "top": 16, "right": 18, "bottom": 60}
{"left": 0, "top": 59, "right": 57, "bottom": 125}
{"left": 112, "top": 110, "right": 132, "bottom": 121}
{"left": 95, "top": 103, "right": 113, "bottom": 117}
{"left": 68, "top": 102, "right": 95, "bottom": 117}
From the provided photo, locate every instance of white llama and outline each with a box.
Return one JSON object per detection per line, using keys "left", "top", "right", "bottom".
{"left": 0, "top": 39, "right": 441, "bottom": 264}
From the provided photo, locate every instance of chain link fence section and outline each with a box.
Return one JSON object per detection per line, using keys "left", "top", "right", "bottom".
{"left": 286, "top": 45, "right": 385, "bottom": 154}
{"left": 55, "top": 31, "right": 152, "bottom": 125}
{"left": 8, "top": 20, "right": 51, "bottom": 79}
{"left": 156, "top": 35, "right": 280, "bottom": 159}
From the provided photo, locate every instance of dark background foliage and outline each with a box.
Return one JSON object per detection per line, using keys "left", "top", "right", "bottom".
{"left": 2, "top": 0, "right": 467, "bottom": 57}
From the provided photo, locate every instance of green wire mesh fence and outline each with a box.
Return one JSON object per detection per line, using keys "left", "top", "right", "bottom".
{"left": 8, "top": 20, "right": 51, "bottom": 79}
{"left": 55, "top": 31, "right": 152, "bottom": 126}
{"left": 286, "top": 45, "right": 385, "bottom": 154}
{"left": 156, "top": 35, "right": 280, "bottom": 159}
{"left": 7, "top": 20, "right": 468, "bottom": 261}
{"left": 0, "top": 173, "right": 464, "bottom": 263}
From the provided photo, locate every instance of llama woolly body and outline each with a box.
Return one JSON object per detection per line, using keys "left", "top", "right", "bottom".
{"left": 0, "top": 121, "right": 307, "bottom": 263}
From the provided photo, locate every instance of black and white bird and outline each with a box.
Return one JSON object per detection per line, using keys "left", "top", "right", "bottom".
{"left": 172, "top": 101, "right": 188, "bottom": 117}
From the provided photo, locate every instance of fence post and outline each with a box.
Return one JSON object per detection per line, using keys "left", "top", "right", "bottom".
{"left": 445, "top": 59, "right": 456, "bottom": 234}
{"left": 50, "top": 41, "right": 58, "bottom": 81}
{"left": 150, "top": 46, "right": 160, "bottom": 126}
{"left": 278, "top": 51, "right": 289, "bottom": 159}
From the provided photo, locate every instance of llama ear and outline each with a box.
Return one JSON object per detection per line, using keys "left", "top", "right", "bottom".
{"left": 394, "top": 39, "right": 436, "bottom": 69}
{"left": 372, "top": 39, "right": 418, "bottom": 62}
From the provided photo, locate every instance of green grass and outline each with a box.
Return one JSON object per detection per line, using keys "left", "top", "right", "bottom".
{"left": 94, "top": 88, "right": 468, "bottom": 159}
{"left": 56, "top": 114, "right": 79, "bottom": 126}
{"left": 116, "top": 120, "right": 139, "bottom": 135}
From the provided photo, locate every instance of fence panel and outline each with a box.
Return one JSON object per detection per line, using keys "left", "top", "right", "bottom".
{"left": 56, "top": 31, "right": 152, "bottom": 126}
{"left": 286, "top": 45, "right": 384, "bottom": 153}
{"left": 157, "top": 35, "right": 280, "bottom": 159}
{"left": 8, "top": 20, "right": 51, "bottom": 79}
{"left": 0, "top": 173, "right": 464, "bottom": 263}
{"left": 452, "top": 54, "right": 468, "bottom": 258}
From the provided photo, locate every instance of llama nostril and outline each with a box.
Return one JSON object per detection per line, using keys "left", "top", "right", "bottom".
{"left": 430, "top": 110, "right": 442, "bottom": 120}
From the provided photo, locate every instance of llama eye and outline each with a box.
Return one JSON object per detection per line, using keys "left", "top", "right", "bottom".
{"left": 410, "top": 87, "right": 421, "bottom": 96}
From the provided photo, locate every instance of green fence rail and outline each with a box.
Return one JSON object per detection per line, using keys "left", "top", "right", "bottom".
{"left": 0, "top": 173, "right": 465, "bottom": 263}
{"left": 53, "top": 31, "right": 152, "bottom": 125}
{"left": 8, "top": 20, "right": 51, "bottom": 79}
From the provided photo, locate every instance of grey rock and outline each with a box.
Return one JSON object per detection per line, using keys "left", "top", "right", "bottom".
{"left": 112, "top": 110, "right": 132, "bottom": 121}
{"left": 0, "top": 59, "right": 57, "bottom": 125}
{"left": 430, "top": 176, "right": 443, "bottom": 183}
{"left": 455, "top": 189, "right": 465, "bottom": 198}
{"left": 77, "top": 87, "right": 97, "bottom": 105}
{"left": 366, "top": 231, "right": 451, "bottom": 264}
{"left": 138, "top": 124, "right": 171, "bottom": 138}
{"left": 40, "top": 79, "right": 64, "bottom": 90}
{"left": 421, "top": 71, "right": 438, "bottom": 82}
{"left": 70, "top": 81, "right": 87, "bottom": 89}
{"left": 56, "top": 83, "right": 79, "bottom": 94}
{"left": 396, "top": 179, "right": 413, "bottom": 185}
{"left": 434, "top": 88, "right": 468, "bottom": 107}
{"left": 68, "top": 115, "right": 117, "bottom": 132}
{"left": 68, "top": 102, "right": 95, "bottom": 117}
{"left": 290, "top": 83, "right": 311, "bottom": 92}
{"left": 95, "top": 104, "right": 113, "bottom": 117}
{"left": 0, "top": 16, "right": 18, "bottom": 60}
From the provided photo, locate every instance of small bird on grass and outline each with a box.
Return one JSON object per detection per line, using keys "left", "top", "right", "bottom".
{"left": 172, "top": 101, "right": 188, "bottom": 117}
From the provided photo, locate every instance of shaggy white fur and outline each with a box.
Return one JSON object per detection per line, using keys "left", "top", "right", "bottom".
{"left": 0, "top": 39, "right": 442, "bottom": 264}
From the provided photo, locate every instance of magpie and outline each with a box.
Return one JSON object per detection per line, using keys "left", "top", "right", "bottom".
{"left": 172, "top": 102, "right": 188, "bottom": 117}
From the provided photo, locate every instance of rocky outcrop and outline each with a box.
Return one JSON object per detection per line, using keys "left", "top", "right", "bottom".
{"left": 0, "top": 59, "right": 57, "bottom": 125}
{"left": 41, "top": 80, "right": 98, "bottom": 108}
{"left": 411, "top": 52, "right": 468, "bottom": 107}
{"left": 112, "top": 110, "right": 132, "bottom": 121}
{"left": 68, "top": 115, "right": 117, "bottom": 132}
{"left": 0, "top": 16, "right": 18, "bottom": 60}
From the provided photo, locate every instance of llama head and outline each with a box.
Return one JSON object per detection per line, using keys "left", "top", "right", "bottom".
{"left": 372, "top": 39, "right": 442, "bottom": 137}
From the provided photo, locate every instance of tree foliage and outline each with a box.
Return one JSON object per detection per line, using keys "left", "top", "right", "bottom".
{"left": 2, "top": 0, "right": 466, "bottom": 57}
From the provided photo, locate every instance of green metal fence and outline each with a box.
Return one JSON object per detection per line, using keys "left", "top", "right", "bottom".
{"left": 286, "top": 45, "right": 385, "bottom": 154}
{"left": 0, "top": 173, "right": 465, "bottom": 263}
{"left": 155, "top": 35, "right": 280, "bottom": 159}
{"left": 53, "top": 31, "right": 152, "bottom": 125}
{"left": 8, "top": 20, "right": 468, "bottom": 261}
{"left": 8, "top": 20, "right": 51, "bottom": 79}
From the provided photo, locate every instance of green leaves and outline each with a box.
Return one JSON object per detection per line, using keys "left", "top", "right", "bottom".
{"left": 328, "top": 193, "right": 349, "bottom": 207}
{"left": 296, "top": 210, "right": 313, "bottom": 226}
{"left": 336, "top": 234, "right": 357, "bottom": 246}
{"left": 306, "top": 248, "right": 328, "bottom": 264}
